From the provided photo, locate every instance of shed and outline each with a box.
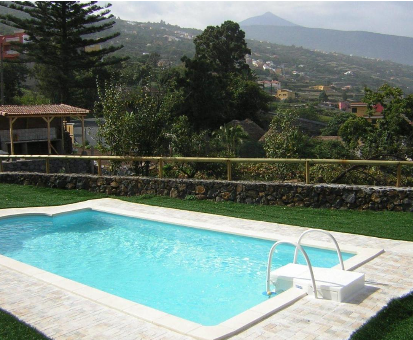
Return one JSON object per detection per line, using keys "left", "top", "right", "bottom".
{"left": 0, "top": 104, "right": 89, "bottom": 155}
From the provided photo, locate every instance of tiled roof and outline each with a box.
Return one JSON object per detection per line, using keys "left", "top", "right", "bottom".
{"left": 229, "top": 119, "right": 265, "bottom": 142}
{"left": 0, "top": 104, "right": 89, "bottom": 117}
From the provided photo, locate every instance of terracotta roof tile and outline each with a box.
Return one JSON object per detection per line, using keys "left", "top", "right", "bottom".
{"left": 0, "top": 104, "right": 89, "bottom": 117}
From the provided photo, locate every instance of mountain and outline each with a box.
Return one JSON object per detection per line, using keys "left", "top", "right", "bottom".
{"left": 240, "top": 12, "right": 298, "bottom": 27}
{"left": 240, "top": 13, "right": 413, "bottom": 67}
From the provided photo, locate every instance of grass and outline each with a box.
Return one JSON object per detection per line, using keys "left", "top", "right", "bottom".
{"left": 349, "top": 291, "right": 413, "bottom": 340}
{"left": 0, "top": 308, "right": 50, "bottom": 340}
{"left": 0, "top": 183, "right": 107, "bottom": 209}
{"left": 0, "top": 182, "right": 412, "bottom": 339}
{"left": 122, "top": 195, "right": 413, "bottom": 241}
{"left": 0, "top": 183, "right": 412, "bottom": 241}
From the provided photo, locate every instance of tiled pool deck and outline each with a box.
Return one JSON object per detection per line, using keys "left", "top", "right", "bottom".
{"left": 0, "top": 198, "right": 412, "bottom": 340}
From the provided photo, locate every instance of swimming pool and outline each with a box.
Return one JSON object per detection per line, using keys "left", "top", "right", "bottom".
{"left": 0, "top": 209, "right": 354, "bottom": 326}
{"left": 0, "top": 199, "right": 383, "bottom": 339}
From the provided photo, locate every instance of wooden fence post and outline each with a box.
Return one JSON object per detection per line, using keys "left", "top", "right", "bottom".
{"left": 227, "top": 160, "right": 232, "bottom": 181}
{"left": 396, "top": 164, "right": 402, "bottom": 187}
{"left": 45, "top": 158, "right": 50, "bottom": 174}
{"left": 158, "top": 159, "right": 164, "bottom": 178}
{"left": 305, "top": 161, "right": 310, "bottom": 184}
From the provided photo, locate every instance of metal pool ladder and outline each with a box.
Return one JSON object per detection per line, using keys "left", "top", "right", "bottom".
{"left": 265, "top": 229, "right": 346, "bottom": 299}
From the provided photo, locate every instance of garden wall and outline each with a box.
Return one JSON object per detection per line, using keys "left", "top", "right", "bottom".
{"left": 1, "top": 159, "right": 94, "bottom": 174}
{"left": 1, "top": 172, "right": 412, "bottom": 212}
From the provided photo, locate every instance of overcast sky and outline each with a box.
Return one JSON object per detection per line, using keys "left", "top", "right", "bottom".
{"left": 107, "top": 1, "right": 413, "bottom": 38}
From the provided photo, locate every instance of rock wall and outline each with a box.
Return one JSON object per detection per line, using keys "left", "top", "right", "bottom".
{"left": 0, "top": 172, "right": 412, "bottom": 212}
{"left": 1, "top": 159, "right": 94, "bottom": 174}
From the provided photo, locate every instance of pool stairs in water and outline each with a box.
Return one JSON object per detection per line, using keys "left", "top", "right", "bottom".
{"left": 266, "top": 229, "right": 365, "bottom": 302}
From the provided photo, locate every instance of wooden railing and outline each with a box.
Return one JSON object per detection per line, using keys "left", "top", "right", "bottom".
{"left": 0, "top": 154, "right": 412, "bottom": 187}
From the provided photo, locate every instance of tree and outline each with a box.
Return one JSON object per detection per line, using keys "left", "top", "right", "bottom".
{"left": 192, "top": 20, "right": 251, "bottom": 74}
{"left": 339, "top": 84, "right": 413, "bottom": 159}
{"left": 227, "top": 74, "right": 270, "bottom": 122}
{"left": 180, "top": 21, "right": 269, "bottom": 130}
{"left": 338, "top": 116, "right": 372, "bottom": 151}
{"left": 2, "top": 60, "right": 29, "bottom": 104}
{"left": 263, "top": 110, "right": 306, "bottom": 158}
{"left": 212, "top": 124, "right": 248, "bottom": 157}
{"left": 304, "top": 139, "right": 354, "bottom": 159}
{"left": 262, "top": 110, "right": 307, "bottom": 180}
{"left": 321, "top": 112, "right": 352, "bottom": 136}
{"left": 168, "top": 115, "right": 211, "bottom": 158}
{"left": 0, "top": 1, "right": 127, "bottom": 105}
{"left": 319, "top": 90, "right": 329, "bottom": 102}
{"left": 96, "top": 69, "right": 184, "bottom": 165}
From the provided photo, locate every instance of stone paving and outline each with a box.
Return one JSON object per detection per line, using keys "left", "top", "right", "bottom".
{"left": 1, "top": 198, "right": 412, "bottom": 340}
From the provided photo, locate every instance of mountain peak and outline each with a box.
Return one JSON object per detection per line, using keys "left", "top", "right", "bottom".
{"left": 240, "top": 12, "right": 299, "bottom": 27}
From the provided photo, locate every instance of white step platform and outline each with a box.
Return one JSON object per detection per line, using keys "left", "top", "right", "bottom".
{"left": 270, "top": 263, "right": 365, "bottom": 302}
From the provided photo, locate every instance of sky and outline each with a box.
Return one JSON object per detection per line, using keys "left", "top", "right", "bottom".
{"left": 107, "top": 1, "right": 413, "bottom": 38}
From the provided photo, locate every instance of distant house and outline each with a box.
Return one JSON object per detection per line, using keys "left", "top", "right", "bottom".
{"left": 0, "top": 104, "right": 89, "bottom": 155}
{"left": 0, "top": 31, "right": 28, "bottom": 59}
{"left": 350, "top": 102, "right": 384, "bottom": 122}
{"left": 275, "top": 89, "right": 295, "bottom": 101}
{"left": 257, "top": 80, "right": 281, "bottom": 90}
{"left": 338, "top": 101, "right": 350, "bottom": 111}
{"left": 310, "top": 85, "right": 331, "bottom": 91}
{"left": 157, "top": 59, "right": 172, "bottom": 67}
{"left": 164, "top": 35, "right": 181, "bottom": 42}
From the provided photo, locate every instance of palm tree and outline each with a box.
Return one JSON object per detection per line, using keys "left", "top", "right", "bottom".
{"left": 213, "top": 124, "right": 248, "bottom": 157}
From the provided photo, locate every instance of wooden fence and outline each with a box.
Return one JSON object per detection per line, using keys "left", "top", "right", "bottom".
{"left": 1, "top": 154, "right": 412, "bottom": 187}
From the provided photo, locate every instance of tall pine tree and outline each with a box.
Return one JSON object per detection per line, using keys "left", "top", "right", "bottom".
{"left": 0, "top": 1, "right": 127, "bottom": 105}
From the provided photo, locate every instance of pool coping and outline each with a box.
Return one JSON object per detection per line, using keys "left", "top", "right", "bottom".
{"left": 0, "top": 199, "right": 384, "bottom": 340}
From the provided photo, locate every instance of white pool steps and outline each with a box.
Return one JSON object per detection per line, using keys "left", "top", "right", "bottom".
{"left": 269, "top": 263, "right": 365, "bottom": 302}
{"left": 265, "top": 229, "right": 365, "bottom": 302}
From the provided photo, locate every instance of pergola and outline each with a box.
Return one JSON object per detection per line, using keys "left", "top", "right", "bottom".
{"left": 0, "top": 104, "right": 89, "bottom": 155}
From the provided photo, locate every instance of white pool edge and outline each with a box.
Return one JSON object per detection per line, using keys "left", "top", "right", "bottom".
{"left": 0, "top": 198, "right": 384, "bottom": 340}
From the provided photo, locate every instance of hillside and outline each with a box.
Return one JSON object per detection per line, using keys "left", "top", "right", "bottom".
{"left": 240, "top": 13, "right": 413, "bottom": 67}
{"left": 2, "top": 8, "right": 413, "bottom": 96}
{"left": 106, "top": 19, "right": 413, "bottom": 95}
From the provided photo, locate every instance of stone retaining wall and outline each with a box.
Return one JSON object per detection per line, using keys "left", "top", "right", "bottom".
{"left": 1, "top": 159, "right": 94, "bottom": 174}
{"left": 0, "top": 172, "right": 412, "bottom": 212}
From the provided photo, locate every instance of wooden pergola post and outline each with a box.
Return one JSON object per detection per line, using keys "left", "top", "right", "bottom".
{"left": 42, "top": 116, "right": 56, "bottom": 155}
{"left": 43, "top": 116, "right": 50, "bottom": 155}
{"left": 9, "top": 117, "right": 17, "bottom": 155}
{"left": 61, "top": 117, "right": 65, "bottom": 154}
{"left": 81, "top": 116, "right": 85, "bottom": 153}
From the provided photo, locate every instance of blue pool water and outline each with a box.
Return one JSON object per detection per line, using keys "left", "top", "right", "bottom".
{"left": 0, "top": 210, "right": 353, "bottom": 325}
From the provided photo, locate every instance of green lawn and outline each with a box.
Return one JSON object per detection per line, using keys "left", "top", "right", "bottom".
{"left": 1, "top": 183, "right": 411, "bottom": 241}
{"left": 0, "top": 308, "right": 50, "bottom": 340}
{"left": 0, "top": 182, "right": 412, "bottom": 339}
{"left": 349, "top": 291, "right": 413, "bottom": 340}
